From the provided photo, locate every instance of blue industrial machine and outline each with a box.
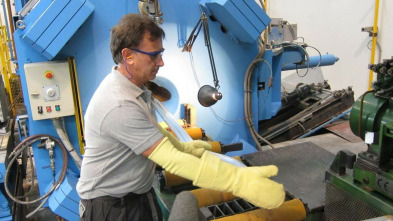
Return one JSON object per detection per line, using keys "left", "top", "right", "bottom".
{"left": 4, "top": 0, "right": 339, "bottom": 220}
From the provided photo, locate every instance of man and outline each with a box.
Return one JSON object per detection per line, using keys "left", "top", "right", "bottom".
{"left": 77, "top": 14, "right": 285, "bottom": 221}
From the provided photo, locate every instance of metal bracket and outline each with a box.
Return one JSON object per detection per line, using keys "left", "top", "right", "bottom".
{"left": 18, "top": 0, "right": 41, "bottom": 17}
{"left": 329, "top": 150, "right": 356, "bottom": 176}
{"left": 361, "top": 26, "right": 377, "bottom": 37}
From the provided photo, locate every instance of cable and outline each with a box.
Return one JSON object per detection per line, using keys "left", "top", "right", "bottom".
{"left": 244, "top": 57, "right": 275, "bottom": 150}
{"left": 4, "top": 134, "right": 68, "bottom": 207}
{"left": 283, "top": 43, "right": 310, "bottom": 77}
{"left": 306, "top": 45, "right": 322, "bottom": 69}
{"left": 189, "top": 52, "right": 201, "bottom": 88}
{"left": 243, "top": 39, "right": 275, "bottom": 150}
{"left": 296, "top": 37, "right": 305, "bottom": 42}
{"left": 188, "top": 52, "right": 248, "bottom": 123}
{"left": 25, "top": 196, "right": 49, "bottom": 219}
{"left": 187, "top": 31, "right": 275, "bottom": 149}
{"left": 367, "top": 40, "right": 382, "bottom": 63}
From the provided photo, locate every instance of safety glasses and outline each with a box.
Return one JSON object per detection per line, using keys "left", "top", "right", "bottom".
{"left": 129, "top": 48, "right": 165, "bottom": 61}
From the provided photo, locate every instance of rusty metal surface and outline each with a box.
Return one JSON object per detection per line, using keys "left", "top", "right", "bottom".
{"left": 325, "top": 121, "right": 363, "bottom": 143}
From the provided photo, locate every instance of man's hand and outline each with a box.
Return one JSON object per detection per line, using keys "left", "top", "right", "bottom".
{"left": 158, "top": 124, "right": 211, "bottom": 157}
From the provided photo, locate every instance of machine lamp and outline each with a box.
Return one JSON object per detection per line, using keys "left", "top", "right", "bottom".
{"left": 198, "top": 85, "right": 222, "bottom": 107}
{"left": 183, "top": 13, "right": 222, "bottom": 107}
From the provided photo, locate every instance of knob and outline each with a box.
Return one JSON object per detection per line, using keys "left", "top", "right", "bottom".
{"left": 46, "top": 88, "right": 56, "bottom": 97}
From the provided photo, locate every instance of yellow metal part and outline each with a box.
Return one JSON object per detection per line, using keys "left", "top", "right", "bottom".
{"left": 191, "top": 188, "right": 237, "bottom": 208}
{"left": 163, "top": 170, "right": 191, "bottom": 187}
{"left": 208, "top": 141, "right": 221, "bottom": 153}
{"left": 185, "top": 127, "right": 203, "bottom": 140}
{"left": 368, "top": 0, "right": 380, "bottom": 90}
{"left": 183, "top": 103, "right": 197, "bottom": 126}
{"left": 263, "top": 0, "right": 268, "bottom": 44}
{"left": 158, "top": 121, "right": 204, "bottom": 140}
{"left": 191, "top": 188, "right": 305, "bottom": 221}
{"left": 68, "top": 58, "right": 85, "bottom": 155}
{"left": 0, "top": 21, "right": 15, "bottom": 115}
{"left": 214, "top": 198, "right": 306, "bottom": 221}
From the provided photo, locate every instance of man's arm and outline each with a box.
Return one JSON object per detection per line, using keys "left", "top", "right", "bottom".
{"left": 142, "top": 137, "right": 164, "bottom": 157}
{"left": 142, "top": 137, "right": 285, "bottom": 209}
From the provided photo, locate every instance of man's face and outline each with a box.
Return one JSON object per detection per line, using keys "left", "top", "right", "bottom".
{"left": 130, "top": 33, "right": 164, "bottom": 87}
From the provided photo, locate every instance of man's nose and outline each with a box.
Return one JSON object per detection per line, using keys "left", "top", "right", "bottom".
{"left": 156, "top": 56, "right": 164, "bottom": 66}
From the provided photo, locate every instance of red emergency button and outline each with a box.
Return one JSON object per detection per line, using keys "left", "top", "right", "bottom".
{"left": 45, "top": 71, "right": 54, "bottom": 79}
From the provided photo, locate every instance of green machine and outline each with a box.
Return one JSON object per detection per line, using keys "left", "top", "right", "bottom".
{"left": 325, "top": 57, "right": 393, "bottom": 220}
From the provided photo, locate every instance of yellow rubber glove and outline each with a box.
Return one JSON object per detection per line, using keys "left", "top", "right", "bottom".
{"left": 148, "top": 138, "right": 285, "bottom": 209}
{"left": 157, "top": 125, "right": 211, "bottom": 157}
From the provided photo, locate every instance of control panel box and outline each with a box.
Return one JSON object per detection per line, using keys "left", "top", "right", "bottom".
{"left": 24, "top": 61, "right": 75, "bottom": 120}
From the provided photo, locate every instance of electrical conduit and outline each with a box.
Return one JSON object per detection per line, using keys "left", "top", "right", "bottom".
{"left": 52, "top": 118, "right": 82, "bottom": 169}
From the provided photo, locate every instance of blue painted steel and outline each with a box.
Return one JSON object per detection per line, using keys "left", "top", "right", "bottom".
{"left": 32, "top": 0, "right": 84, "bottom": 52}
{"left": 257, "top": 50, "right": 283, "bottom": 121}
{"left": 0, "top": 163, "right": 12, "bottom": 220}
{"left": 11, "top": 0, "right": 338, "bottom": 219}
{"left": 22, "top": 0, "right": 71, "bottom": 45}
{"left": 282, "top": 54, "right": 339, "bottom": 71}
{"left": 16, "top": 0, "right": 53, "bottom": 35}
{"left": 0, "top": 191, "right": 11, "bottom": 220}
{"left": 281, "top": 49, "right": 304, "bottom": 67}
{"left": 17, "top": 0, "right": 94, "bottom": 60}
{"left": 48, "top": 170, "right": 79, "bottom": 221}
{"left": 0, "top": 163, "right": 4, "bottom": 183}
{"left": 200, "top": 0, "right": 270, "bottom": 43}
{"left": 44, "top": 1, "right": 94, "bottom": 59}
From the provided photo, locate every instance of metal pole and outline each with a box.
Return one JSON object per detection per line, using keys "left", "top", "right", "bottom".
{"left": 368, "top": 0, "right": 380, "bottom": 90}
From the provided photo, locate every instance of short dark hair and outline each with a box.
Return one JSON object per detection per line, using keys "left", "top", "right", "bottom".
{"left": 110, "top": 14, "right": 165, "bottom": 64}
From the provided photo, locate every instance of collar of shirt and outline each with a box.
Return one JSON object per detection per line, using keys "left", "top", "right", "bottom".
{"left": 112, "top": 66, "right": 153, "bottom": 110}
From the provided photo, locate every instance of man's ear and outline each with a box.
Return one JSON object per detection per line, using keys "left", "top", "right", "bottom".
{"left": 121, "top": 48, "right": 133, "bottom": 61}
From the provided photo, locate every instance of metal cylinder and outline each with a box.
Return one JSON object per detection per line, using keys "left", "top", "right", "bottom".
{"left": 208, "top": 141, "right": 221, "bottom": 153}
{"left": 185, "top": 127, "right": 204, "bottom": 140}
{"left": 349, "top": 92, "right": 393, "bottom": 139}
{"left": 190, "top": 189, "right": 237, "bottom": 208}
{"left": 281, "top": 54, "right": 339, "bottom": 71}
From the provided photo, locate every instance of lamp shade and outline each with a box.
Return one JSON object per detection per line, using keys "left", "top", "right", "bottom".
{"left": 197, "top": 85, "right": 222, "bottom": 107}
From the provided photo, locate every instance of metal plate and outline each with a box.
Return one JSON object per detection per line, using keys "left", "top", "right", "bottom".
{"left": 242, "top": 142, "right": 335, "bottom": 211}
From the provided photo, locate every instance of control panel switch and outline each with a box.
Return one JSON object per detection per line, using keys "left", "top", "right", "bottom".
{"left": 38, "top": 106, "right": 43, "bottom": 114}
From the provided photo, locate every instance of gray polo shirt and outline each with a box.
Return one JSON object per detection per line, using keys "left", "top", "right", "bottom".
{"left": 76, "top": 66, "right": 163, "bottom": 199}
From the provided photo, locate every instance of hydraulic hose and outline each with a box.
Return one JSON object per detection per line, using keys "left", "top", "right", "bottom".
{"left": 4, "top": 134, "right": 68, "bottom": 205}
